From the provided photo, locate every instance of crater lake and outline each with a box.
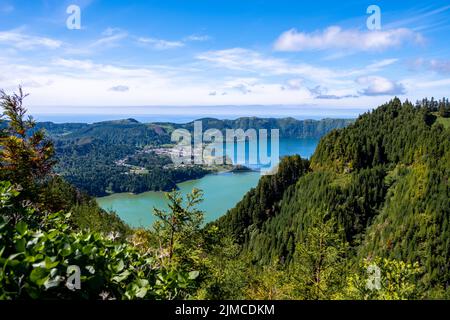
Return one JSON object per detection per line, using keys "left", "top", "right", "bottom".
{"left": 96, "top": 137, "right": 319, "bottom": 227}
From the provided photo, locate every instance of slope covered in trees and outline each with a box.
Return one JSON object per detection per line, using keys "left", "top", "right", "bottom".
{"left": 217, "top": 97, "right": 450, "bottom": 296}
{"left": 177, "top": 117, "right": 353, "bottom": 139}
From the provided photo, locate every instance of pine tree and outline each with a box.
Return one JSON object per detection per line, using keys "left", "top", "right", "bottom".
{"left": 153, "top": 188, "right": 204, "bottom": 267}
{"left": 439, "top": 101, "right": 449, "bottom": 117}
{"left": 289, "top": 212, "right": 349, "bottom": 299}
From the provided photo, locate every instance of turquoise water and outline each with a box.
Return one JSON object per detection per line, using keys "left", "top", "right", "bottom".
{"left": 97, "top": 138, "right": 319, "bottom": 227}
{"left": 97, "top": 172, "right": 261, "bottom": 227}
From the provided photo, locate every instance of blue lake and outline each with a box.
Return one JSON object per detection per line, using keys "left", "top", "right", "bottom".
{"left": 97, "top": 137, "right": 319, "bottom": 227}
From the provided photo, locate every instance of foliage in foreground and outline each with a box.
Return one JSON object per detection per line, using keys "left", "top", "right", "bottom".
{"left": 0, "top": 182, "right": 199, "bottom": 300}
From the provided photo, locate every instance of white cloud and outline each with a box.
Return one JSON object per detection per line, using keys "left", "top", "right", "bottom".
{"left": 0, "top": 29, "right": 62, "bottom": 50}
{"left": 91, "top": 28, "right": 128, "bottom": 48}
{"left": 283, "top": 79, "right": 303, "bottom": 90}
{"left": 137, "top": 37, "right": 185, "bottom": 50}
{"left": 315, "top": 94, "right": 357, "bottom": 100}
{"left": 365, "top": 59, "right": 399, "bottom": 71}
{"left": 0, "top": 55, "right": 398, "bottom": 110}
{"left": 411, "top": 58, "right": 450, "bottom": 74}
{"left": 384, "top": 5, "right": 450, "bottom": 31}
{"left": 0, "top": 25, "right": 434, "bottom": 110}
{"left": 136, "top": 33, "right": 210, "bottom": 50}
{"left": 197, "top": 48, "right": 398, "bottom": 89}
{"left": 307, "top": 85, "right": 357, "bottom": 100}
{"left": 52, "top": 58, "right": 96, "bottom": 70}
{"left": 198, "top": 48, "right": 283, "bottom": 72}
{"left": 196, "top": 48, "right": 408, "bottom": 101}
{"left": 50, "top": 58, "right": 169, "bottom": 82}
{"left": 274, "top": 26, "right": 423, "bottom": 52}
{"left": 197, "top": 48, "right": 339, "bottom": 83}
{"left": 309, "top": 85, "right": 327, "bottom": 96}
{"left": 184, "top": 34, "right": 210, "bottom": 42}
{"left": 109, "top": 85, "right": 129, "bottom": 92}
{"left": 224, "top": 77, "right": 259, "bottom": 94}
{"left": 404, "top": 77, "right": 450, "bottom": 89}
{"left": 357, "top": 76, "right": 406, "bottom": 96}
{"left": 0, "top": 54, "right": 320, "bottom": 107}
{"left": 344, "top": 59, "right": 399, "bottom": 77}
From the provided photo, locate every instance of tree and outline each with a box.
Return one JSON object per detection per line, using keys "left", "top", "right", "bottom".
{"left": 245, "top": 260, "right": 291, "bottom": 300}
{"left": 0, "top": 88, "right": 55, "bottom": 210}
{"left": 438, "top": 101, "right": 449, "bottom": 118}
{"left": 153, "top": 188, "right": 204, "bottom": 267}
{"left": 337, "top": 258, "right": 423, "bottom": 300}
{"left": 289, "top": 212, "right": 349, "bottom": 299}
{"left": 0, "top": 88, "right": 129, "bottom": 234}
{"left": 195, "top": 230, "right": 250, "bottom": 300}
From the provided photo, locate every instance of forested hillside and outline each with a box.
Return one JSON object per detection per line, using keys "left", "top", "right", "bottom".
{"left": 177, "top": 117, "right": 353, "bottom": 139}
{"left": 217, "top": 97, "right": 450, "bottom": 297}
{"left": 45, "top": 120, "right": 209, "bottom": 196}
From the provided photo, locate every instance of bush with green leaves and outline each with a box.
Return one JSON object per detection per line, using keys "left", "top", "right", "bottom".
{"left": 335, "top": 257, "right": 423, "bottom": 300}
{"left": 0, "top": 182, "right": 199, "bottom": 300}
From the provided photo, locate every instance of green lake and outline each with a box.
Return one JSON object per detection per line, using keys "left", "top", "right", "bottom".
{"left": 97, "top": 138, "right": 319, "bottom": 227}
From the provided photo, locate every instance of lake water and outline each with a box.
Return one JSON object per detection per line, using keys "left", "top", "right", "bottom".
{"left": 97, "top": 138, "right": 319, "bottom": 227}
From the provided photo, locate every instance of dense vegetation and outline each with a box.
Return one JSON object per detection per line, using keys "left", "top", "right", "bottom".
{"left": 216, "top": 97, "right": 450, "bottom": 298}
{"left": 44, "top": 120, "right": 209, "bottom": 196}
{"left": 1, "top": 88, "right": 448, "bottom": 300}
{"left": 55, "top": 139, "right": 210, "bottom": 196}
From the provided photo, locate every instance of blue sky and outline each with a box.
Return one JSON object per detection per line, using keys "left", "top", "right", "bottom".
{"left": 0, "top": 0, "right": 450, "bottom": 116}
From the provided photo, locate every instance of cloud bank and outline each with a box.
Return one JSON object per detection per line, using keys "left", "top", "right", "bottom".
{"left": 274, "top": 26, "right": 423, "bottom": 52}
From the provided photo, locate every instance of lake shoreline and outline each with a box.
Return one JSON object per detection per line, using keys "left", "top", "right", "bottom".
{"left": 99, "top": 165, "right": 257, "bottom": 197}
{"left": 97, "top": 138, "right": 320, "bottom": 227}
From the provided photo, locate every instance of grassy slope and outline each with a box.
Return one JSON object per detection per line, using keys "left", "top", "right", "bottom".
{"left": 436, "top": 116, "right": 450, "bottom": 129}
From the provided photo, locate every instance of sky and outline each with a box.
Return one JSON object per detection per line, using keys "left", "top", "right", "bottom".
{"left": 0, "top": 0, "right": 450, "bottom": 117}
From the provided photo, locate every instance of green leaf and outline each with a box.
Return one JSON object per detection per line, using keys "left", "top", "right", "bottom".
{"left": 30, "top": 267, "right": 49, "bottom": 286}
{"left": 26, "top": 237, "right": 40, "bottom": 247}
{"left": 136, "top": 279, "right": 149, "bottom": 287}
{"left": 111, "top": 270, "right": 130, "bottom": 283}
{"left": 4, "top": 252, "right": 23, "bottom": 267}
{"left": 47, "top": 230, "right": 59, "bottom": 240}
{"left": 135, "top": 287, "right": 148, "bottom": 298}
{"left": 85, "top": 265, "right": 95, "bottom": 274}
{"left": 60, "top": 243, "right": 72, "bottom": 257}
{"left": 15, "top": 221, "right": 28, "bottom": 236}
{"left": 44, "top": 257, "right": 59, "bottom": 269}
{"left": 116, "top": 260, "right": 125, "bottom": 272}
{"left": 44, "top": 276, "right": 64, "bottom": 290}
{"left": 188, "top": 270, "right": 199, "bottom": 280}
{"left": 15, "top": 238, "right": 26, "bottom": 252}
{"left": 25, "top": 284, "right": 41, "bottom": 299}
{"left": 8, "top": 252, "right": 23, "bottom": 260}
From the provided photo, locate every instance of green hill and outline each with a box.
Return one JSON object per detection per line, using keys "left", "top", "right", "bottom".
{"left": 217, "top": 98, "right": 450, "bottom": 295}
